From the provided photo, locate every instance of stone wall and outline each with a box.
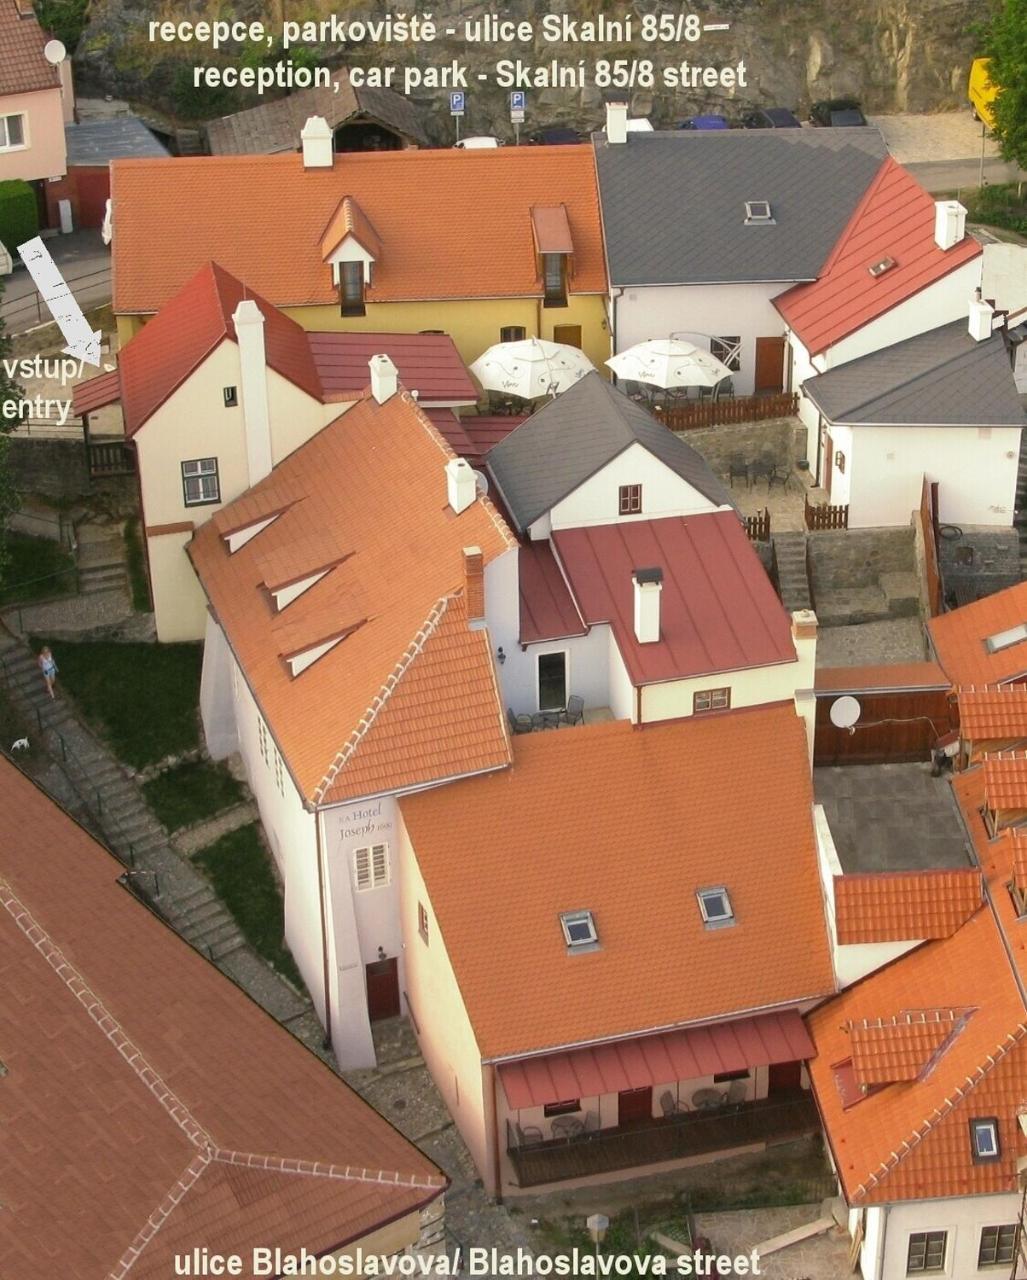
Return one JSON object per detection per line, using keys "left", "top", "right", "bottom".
{"left": 679, "top": 416, "right": 797, "bottom": 478}
{"left": 8, "top": 438, "right": 137, "bottom": 505}
{"left": 809, "top": 526, "right": 916, "bottom": 590}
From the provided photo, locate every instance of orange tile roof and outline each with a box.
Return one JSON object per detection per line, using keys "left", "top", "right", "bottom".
{"left": 848, "top": 1011, "right": 964, "bottom": 1087}
{"left": 400, "top": 705, "right": 835, "bottom": 1060}
{"left": 834, "top": 870, "right": 982, "bottom": 944}
{"left": 118, "top": 261, "right": 322, "bottom": 435}
{"left": 189, "top": 386, "right": 514, "bottom": 806}
{"left": 929, "top": 582, "right": 1027, "bottom": 686}
{"left": 320, "top": 195, "right": 383, "bottom": 260}
{"left": 775, "top": 159, "right": 981, "bottom": 356}
{"left": 1011, "top": 830, "right": 1027, "bottom": 894}
{"left": 983, "top": 752, "right": 1027, "bottom": 811}
{"left": 958, "top": 684, "right": 1027, "bottom": 742}
{"left": 0, "top": 759, "right": 444, "bottom": 1279}
{"left": 111, "top": 147, "right": 607, "bottom": 313}
{"left": 0, "top": 0, "right": 59, "bottom": 96}
{"left": 814, "top": 661, "right": 949, "bottom": 693}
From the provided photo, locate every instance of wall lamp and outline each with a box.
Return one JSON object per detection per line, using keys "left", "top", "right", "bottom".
{"left": 496, "top": 646, "right": 507, "bottom": 665}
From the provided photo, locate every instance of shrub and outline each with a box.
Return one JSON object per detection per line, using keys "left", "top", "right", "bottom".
{"left": 0, "top": 181, "right": 38, "bottom": 255}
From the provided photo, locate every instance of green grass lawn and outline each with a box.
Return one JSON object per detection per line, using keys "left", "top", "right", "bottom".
{"left": 196, "top": 824, "right": 302, "bottom": 987}
{"left": 33, "top": 638, "right": 202, "bottom": 768}
{"left": 142, "top": 759, "right": 244, "bottom": 832}
{"left": 0, "top": 533, "right": 76, "bottom": 605}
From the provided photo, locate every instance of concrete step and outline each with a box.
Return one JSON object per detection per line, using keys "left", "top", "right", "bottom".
{"left": 175, "top": 897, "right": 228, "bottom": 931}
{"left": 80, "top": 566, "right": 127, "bottom": 594}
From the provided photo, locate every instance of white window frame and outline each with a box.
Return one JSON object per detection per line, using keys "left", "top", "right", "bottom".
{"left": 257, "top": 715, "right": 269, "bottom": 766}
{"left": 273, "top": 747, "right": 284, "bottom": 796}
{"left": 536, "top": 648, "right": 569, "bottom": 713}
{"left": 971, "top": 1117, "right": 1000, "bottom": 1159}
{"left": 985, "top": 622, "right": 1027, "bottom": 654}
{"left": 697, "top": 885, "right": 735, "bottom": 928}
{"left": 560, "top": 909, "right": 598, "bottom": 949}
{"left": 0, "top": 113, "right": 27, "bottom": 152}
{"left": 354, "top": 843, "right": 390, "bottom": 892}
{"left": 181, "top": 457, "right": 220, "bottom": 507}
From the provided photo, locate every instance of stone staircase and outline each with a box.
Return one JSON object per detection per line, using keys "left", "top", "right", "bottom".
{"left": 76, "top": 535, "right": 129, "bottom": 597}
{"left": 773, "top": 531, "right": 812, "bottom": 612}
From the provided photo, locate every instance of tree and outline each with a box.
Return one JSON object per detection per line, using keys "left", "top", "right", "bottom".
{"left": 985, "top": 0, "right": 1027, "bottom": 168}
{"left": 32, "top": 0, "right": 89, "bottom": 54}
{"left": 0, "top": 279, "right": 23, "bottom": 591}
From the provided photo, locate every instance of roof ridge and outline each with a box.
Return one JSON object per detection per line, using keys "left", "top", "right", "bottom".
{"left": 853, "top": 1020, "right": 1027, "bottom": 1200}
{"left": 212, "top": 1146, "right": 446, "bottom": 1190}
{"left": 107, "top": 1150, "right": 213, "bottom": 1280}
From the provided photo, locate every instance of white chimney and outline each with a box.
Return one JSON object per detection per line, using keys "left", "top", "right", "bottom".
{"left": 232, "top": 299, "right": 273, "bottom": 486}
{"left": 301, "top": 115, "right": 333, "bottom": 168}
{"left": 446, "top": 457, "right": 476, "bottom": 514}
{"left": 969, "top": 289, "right": 995, "bottom": 342}
{"left": 934, "top": 200, "right": 967, "bottom": 251}
{"left": 633, "top": 567, "right": 663, "bottom": 644}
{"left": 369, "top": 353, "right": 398, "bottom": 404}
{"left": 605, "top": 99, "right": 629, "bottom": 146}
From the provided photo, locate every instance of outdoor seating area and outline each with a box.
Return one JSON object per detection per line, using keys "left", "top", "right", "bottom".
{"left": 729, "top": 452, "right": 795, "bottom": 491}
{"left": 507, "top": 694, "right": 588, "bottom": 734}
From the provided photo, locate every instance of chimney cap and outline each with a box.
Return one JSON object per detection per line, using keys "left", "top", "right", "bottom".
{"left": 232, "top": 297, "right": 265, "bottom": 325}
{"left": 301, "top": 115, "right": 332, "bottom": 138}
{"left": 634, "top": 566, "right": 663, "bottom": 585}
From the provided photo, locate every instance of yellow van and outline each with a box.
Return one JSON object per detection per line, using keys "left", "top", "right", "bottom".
{"left": 969, "top": 58, "right": 998, "bottom": 129}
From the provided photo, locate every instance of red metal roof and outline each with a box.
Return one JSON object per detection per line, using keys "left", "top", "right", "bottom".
{"left": 308, "top": 331, "right": 478, "bottom": 404}
{"left": 519, "top": 540, "right": 587, "bottom": 644}
{"left": 71, "top": 369, "right": 122, "bottom": 416}
{"left": 775, "top": 158, "right": 982, "bottom": 356}
{"left": 498, "top": 1009, "right": 814, "bottom": 1109}
{"left": 815, "top": 661, "right": 949, "bottom": 693}
{"left": 553, "top": 512, "right": 796, "bottom": 685}
{"left": 462, "top": 416, "right": 525, "bottom": 463}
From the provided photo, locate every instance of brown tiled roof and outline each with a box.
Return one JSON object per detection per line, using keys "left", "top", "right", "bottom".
{"left": 188, "top": 386, "right": 514, "bottom": 806}
{"left": 929, "top": 581, "right": 1027, "bottom": 685}
{"left": 848, "top": 1012, "right": 963, "bottom": 1088}
{"left": 834, "top": 870, "right": 982, "bottom": 944}
{"left": 958, "top": 684, "right": 1027, "bottom": 741}
{"left": 0, "top": 0, "right": 59, "bottom": 96}
{"left": 814, "top": 661, "right": 950, "bottom": 693}
{"left": 983, "top": 752, "right": 1027, "bottom": 810}
{"left": 0, "top": 759, "right": 444, "bottom": 1279}
{"left": 400, "top": 705, "right": 835, "bottom": 1059}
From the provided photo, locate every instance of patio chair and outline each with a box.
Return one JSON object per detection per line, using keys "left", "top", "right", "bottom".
{"left": 714, "top": 377, "right": 735, "bottom": 401}
{"left": 767, "top": 460, "right": 792, "bottom": 492}
{"left": 750, "top": 453, "right": 777, "bottom": 489}
{"left": 660, "top": 1090, "right": 688, "bottom": 1116}
{"left": 728, "top": 455, "right": 750, "bottom": 489}
{"left": 725, "top": 1080, "right": 748, "bottom": 1110}
{"left": 562, "top": 694, "right": 584, "bottom": 726}
{"left": 515, "top": 1123, "right": 544, "bottom": 1147}
{"left": 507, "top": 708, "right": 533, "bottom": 735}
{"left": 582, "top": 1111, "right": 600, "bottom": 1136}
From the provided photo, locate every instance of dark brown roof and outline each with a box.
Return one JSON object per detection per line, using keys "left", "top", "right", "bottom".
{"left": 0, "top": 0, "right": 59, "bottom": 96}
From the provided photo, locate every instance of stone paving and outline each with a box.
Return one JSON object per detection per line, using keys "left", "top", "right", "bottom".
{"left": 691, "top": 1206, "right": 851, "bottom": 1279}
{"left": 172, "top": 798, "right": 260, "bottom": 856}
{"left": 815, "top": 617, "right": 927, "bottom": 668}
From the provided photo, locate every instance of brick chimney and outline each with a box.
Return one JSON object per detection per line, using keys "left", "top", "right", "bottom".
{"left": 633, "top": 567, "right": 662, "bottom": 644}
{"left": 605, "top": 98, "right": 629, "bottom": 145}
{"left": 232, "top": 299, "right": 272, "bottom": 486}
{"left": 934, "top": 200, "right": 967, "bottom": 250}
{"left": 301, "top": 116, "right": 333, "bottom": 168}
{"left": 369, "top": 354, "right": 398, "bottom": 404}
{"left": 446, "top": 457, "right": 476, "bottom": 514}
{"left": 463, "top": 546, "right": 485, "bottom": 629}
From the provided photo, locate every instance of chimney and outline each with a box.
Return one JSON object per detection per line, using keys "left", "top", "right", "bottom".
{"left": 969, "top": 288, "right": 995, "bottom": 342}
{"left": 934, "top": 199, "right": 967, "bottom": 251}
{"left": 369, "top": 353, "right": 398, "bottom": 404}
{"left": 463, "top": 546, "right": 485, "bottom": 629}
{"left": 301, "top": 115, "right": 333, "bottom": 168}
{"left": 605, "top": 98, "right": 629, "bottom": 146}
{"left": 232, "top": 299, "right": 273, "bottom": 486}
{"left": 446, "top": 457, "right": 476, "bottom": 514}
{"left": 791, "top": 609, "right": 818, "bottom": 643}
{"left": 633, "top": 567, "right": 662, "bottom": 644}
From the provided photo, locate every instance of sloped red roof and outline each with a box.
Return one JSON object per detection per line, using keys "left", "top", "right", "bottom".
{"left": 958, "top": 684, "right": 1027, "bottom": 741}
{"left": 0, "top": 0, "right": 59, "bottom": 96}
{"left": 775, "top": 158, "right": 981, "bottom": 356}
{"left": 983, "top": 752, "right": 1027, "bottom": 810}
{"left": 929, "top": 582, "right": 1027, "bottom": 686}
{"left": 519, "top": 540, "right": 587, "bottom": 644}
{"left": 848, "top": 1012, "right": 964, "bottom": 1088}
{"left": 834, "top": 869, "right": 982, "bottom": 944}
{"left": 308, "top": 331, "right": 477, "bottom": 403}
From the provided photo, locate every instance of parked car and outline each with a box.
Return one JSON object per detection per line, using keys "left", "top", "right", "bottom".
{"left": 809, "top": 98, "right": 868, "bottom": 128}
{"left": 679, "top": 114, "right": 730, "bottom": 130}
{"left": 529, "top": 127, "right": 582, "bottom": 145}
{"left": 454, "top": 136, "right": 502, "bottom": 149}
{"left": 742, "top": 107, "right": 802, "bottom": 129}
{"left": 968, "top": 57, "right": 997, "bottom": 128}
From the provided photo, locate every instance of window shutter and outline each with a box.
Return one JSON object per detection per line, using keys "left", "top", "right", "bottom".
{"left": 355, "top": 848, "right": 371, "bottom": 891}
{"left": 372, "top": 844, "right": 388, "bottom": 885}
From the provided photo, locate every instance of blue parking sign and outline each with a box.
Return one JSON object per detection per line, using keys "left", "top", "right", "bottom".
{"left": 450, "top": 91, "right": 465, "bottom": 116}
{"left": 510, "top": 91, "right": 526, "bottom": 112}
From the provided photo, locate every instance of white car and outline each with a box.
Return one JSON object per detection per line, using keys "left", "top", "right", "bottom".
{"left": 454, "top": 136, "right": 502, "bottom": 149}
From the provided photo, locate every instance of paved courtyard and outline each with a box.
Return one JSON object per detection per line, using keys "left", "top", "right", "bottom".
{"left": 816, "top": 617, "right": 927, "bottom": 667}
{"left": 815, "top": 763, "right": 973, "bottom": 873}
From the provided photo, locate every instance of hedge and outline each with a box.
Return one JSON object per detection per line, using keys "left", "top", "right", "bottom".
{"left": 0, "top": 180, "right": 38, "bottom": 255}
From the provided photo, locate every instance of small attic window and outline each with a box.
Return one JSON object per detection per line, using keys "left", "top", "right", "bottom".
{"left": 744, "top": 200, "right": 774, "bottom": 225}
{"left": 697, "top": 886, "right": 734, "bottom": 928}
{"left": 560, "top": 909, "right": 598, "bottom": 951}
{"left": 970, "top": 1116, "right": 1001, "bottom": 1162}
{"left": 985, "top": 623, "right": 1027, "bottom": 654}
{"left": 867, "top": 256, "right": 897, "bottom": 278}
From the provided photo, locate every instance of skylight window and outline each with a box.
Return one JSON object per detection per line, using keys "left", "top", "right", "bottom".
{"left": 867, "top": 256, "right": 897, "bottom": 278}
{"left": 744, "top": 200, "right": 774, "bottom": 225}
{"left": 560, "top": 910, "right": 598, "bottom": 951}
{"left": 970, "top": 1117, "right": 1001, "bottom": 1162}
{"left": 985, "top": 623, "right": 1027, "bottom": 654}
{"left": 697, "top": 886, "right": 735, "bottom": 929}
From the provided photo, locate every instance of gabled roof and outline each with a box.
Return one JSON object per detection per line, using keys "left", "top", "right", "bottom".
{"left": 320, "top": 195, "right": 383, "bottom": 260}
{"left": 834, "top": 869, "right": 982, "bottom": 944}
{"left": 205, "top": 67, "right": 430, "bottom": 154}
{"left": 929, "top": 581, "right": 1027, "bottom": 686}
{"left": 594, "top": 129, "right": 887, "bottom": 286}
{"left": 0, "top": 758, "right": 444, "bottom": 1279}
{"left": 111, "top": 146, "right": 606, "bottom": 313}
{"left": 487, "top": 373, "right": 731, "bottom": 531}
{"left": 117, "top": 262, "right": 322, "bottom": 435}
{"left": 774, "top": 159, "right": 982, "bottom": 355}
{"left": 0, "top": 0, "right": 59, "bottom": 96}
{"left": 800, "top": 318, "right": 1025, "bottom": 427}
{"left": 551, "top": 511, "right": 796, "bottom": 684}
{"left": 188, "top": 386, "right": 514, "bottom": 806}
{"left": 400, "top": 705, "right": 835, "bottom": 1059}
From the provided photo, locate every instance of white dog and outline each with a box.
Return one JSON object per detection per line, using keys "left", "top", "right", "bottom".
{"left": 10, "top": 738, "right": 29, "bottom": 752}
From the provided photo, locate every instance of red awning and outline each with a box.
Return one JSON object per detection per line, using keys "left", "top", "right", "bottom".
{"left": 498, "top": 1010, "right": 814, "bottom": 1110}
{"left": 72, "top": 370, "right": 121, "bottom": 416}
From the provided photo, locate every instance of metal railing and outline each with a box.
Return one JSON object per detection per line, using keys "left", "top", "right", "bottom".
{"left": 1, "top": 264, "right": 112, "bottom": 334}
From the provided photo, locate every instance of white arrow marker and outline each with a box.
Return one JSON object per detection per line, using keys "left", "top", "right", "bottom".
{"left": 16, "top": 236, "right": 101, "bottom": 366}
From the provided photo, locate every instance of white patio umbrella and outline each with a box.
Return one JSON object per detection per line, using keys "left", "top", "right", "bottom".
{"left": 606, "top": 338, "right": 732, "bottom": 390}
{"left": 470, "top": 338, "right": 594, "bottom": 400}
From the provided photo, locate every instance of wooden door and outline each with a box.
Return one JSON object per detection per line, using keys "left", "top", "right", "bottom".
{"left": 365, "top": 957, "right": 400, "bottom": 1021}
{"left": 617, "top": 1086, "right": 652, "bottom": 1125}
{"left": 768, "top": 1060, "right": 802, "bottom": 1094}
{"left": 754, "top": 336, "right": 786, "bottom": 393}
{"left": 553, "top": 325, "right": 582, "bottom": 349}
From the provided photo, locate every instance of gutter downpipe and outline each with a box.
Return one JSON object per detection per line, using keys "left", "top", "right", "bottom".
{"left": 486, "top": 1062, "right": 503, "bottom": 1203}
{"left": 314, "top": 809, "right": 333, "bottom": 1049}
{"left": 874, "top": 1205, "right": 888, "bottom": 1280}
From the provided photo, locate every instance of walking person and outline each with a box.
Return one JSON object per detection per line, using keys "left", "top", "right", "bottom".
{"left": 37, "top": 646, "right": 58, "bottom": 700}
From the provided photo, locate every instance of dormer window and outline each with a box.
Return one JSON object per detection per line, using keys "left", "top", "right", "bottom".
{"left": 744, "top": 200, "right": 774, "bottom": 225}
{"left": 531, "top": 204, "right": 573, "bottom": 308}
{"left": 970, "top": 1117, "right": 1001, "bottom": 1162}
{"left": 543, "top": 254, "right": 567, "bottom": 307}
{"left": 697, "top": 886, "right": 734, "bottom": 929}
{"left": 340, "top": 261, "right": 366, "bottom": 317}
{"left": 560, "top": 909, "right": 598, "bottom": 951}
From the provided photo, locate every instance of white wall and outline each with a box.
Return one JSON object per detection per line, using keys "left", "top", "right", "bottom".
{"left": 615, "top": 282, "right": 790, "bottom": 396}
{"left": 638, "top": 657, "right": 802, "bottom": 726}
{"left": 199, "top": 612, "right": 238, "bottom": 760}
{"left": 879, "top": 1194, "right": 1027, "bottom": 1280}
{"left": 548, "top": 443, "right": 724, "bottom": 531}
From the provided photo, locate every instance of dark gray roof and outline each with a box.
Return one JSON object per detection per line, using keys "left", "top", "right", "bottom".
{"left": 486, "top": 373, "right": 733, "bottom": 530}
{"left": 802, "top": 319, "right": 1025, "bottom": 426}
{"left": 206, "top": 68, "right": 429, "bottom": 154}
{"left": 64, "top": 118, "right": 168, "bottom": 165}
{"left": 595, "top": 129, "right": 888, "bottom": 286}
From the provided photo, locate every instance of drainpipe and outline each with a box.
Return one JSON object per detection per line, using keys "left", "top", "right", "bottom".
{"left": 485, "top": 1062, "right": 503, "bottom": 1203}
{"left": 314, "top": 810, "right": 333, "bottom": 1049}
{"left": 874, "top": 1205, "right": 888, "bottom": 1280}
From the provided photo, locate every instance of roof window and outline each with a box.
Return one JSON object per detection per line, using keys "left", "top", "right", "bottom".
{"left": 867, "top": 256, "right": 897, "bottom": 278}
{"left": 970, "top": 1116, "right": 1001, "bottom": 1162}
{"left": 697, "top": 886, "right": 735, "bottom": 928}
{"left": 744, "top": 200, "right": 774, "bottom": 225}
{"left": 985, "top": 623, "right": 1027, "bottom": 654}
{"left": 560, "top": 909, "right": 598, "bottom": 951}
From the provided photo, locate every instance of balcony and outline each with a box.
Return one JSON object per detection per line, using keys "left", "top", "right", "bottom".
{"left": 506, "top": 1091, "right": 818, "bottom": 1189}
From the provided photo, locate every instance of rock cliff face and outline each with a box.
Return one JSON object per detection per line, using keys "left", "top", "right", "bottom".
{"left": 76, "top": 0, "right": 980, "bottom": 135}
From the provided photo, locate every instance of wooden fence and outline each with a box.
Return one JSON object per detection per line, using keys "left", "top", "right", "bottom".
{"left": 814, "top": 688, "right": 957, "bottom": 765}
{"left": 655, "top": 391, "right": 798, "bottom": 431}
{"left": 87, "top": 441, "right": 135, "bottom": 477}
{"left": 744, "top": 508, "right": 771, "bottom": 542}
{"left": 804, "top": 495, "right": 849, "bottom": 530}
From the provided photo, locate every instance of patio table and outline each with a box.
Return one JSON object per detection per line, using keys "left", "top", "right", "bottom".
{"left": 691, "top": 1088, "right": 727, "bottom": 1110}
{"left": 532, "top": 711, "right": 561, "bottom": 730}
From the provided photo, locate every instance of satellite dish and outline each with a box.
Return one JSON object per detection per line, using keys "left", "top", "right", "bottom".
{"left": 829, "top": 695, "right": 862, "bottom": 730}
{"left": 472, "top": 469, "right": 489, "bottom": 496}
{"left": 43, "top": 39, "right": 66, "bottom": 65}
